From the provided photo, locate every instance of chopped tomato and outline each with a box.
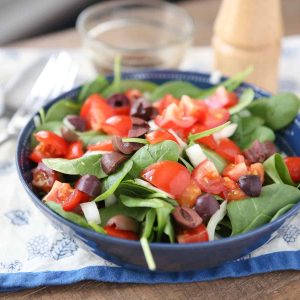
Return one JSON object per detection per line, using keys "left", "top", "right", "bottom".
{"left": 222, "top": 177, "right": 247, "bottom": 201}
{"left": 125, "top": 89, "right": 142, "bottom": 101}
{"left": 80, "top": 94, "right": 114, "bottom": 130}
{"left": 87, "top": 140, "right": 114, "bottom": 152}
{"left": 222, "top": 162, "right": 248, "bottom": 182}
{"left": 249, "top": 163, "right": 265, "bottom": 183}
{"left": 190, "top": 124, "right": 218, "bottom": 150}
{"left": 62, "top": 189, "right": 90, "bottom": 211}
{"left": 104, "top": 225, "right": 139, "bottom": 240}
{"left": 204, "top": 108, "right": 230, "bottom": 129}
{"left": 224, "top": 92, "right": 239, "bottom": 108}
{"left": 29, "top": 143, "right": 57, "bottom": 163}
{"left": 141, "top": 161, "right": 191, "bottom": 199}
{"left": 113, "top": 106, "right": 130, "bottom": 115}
{"left": 284, "top": 157, "right": 300, "bottom": 182}
{"left": 177, "top": 179, "right": 202, "bottom": 207}
{"left": 192, "top": 160, "right": 225, "bottom": 194}
{"left": 179, "top": 96, "right": 208, "bottom": 122}
{"left": 34, "top": 131, "right": 68, "bottom": 156}
{"left": 153, "top": 94, "right": 180, "bottom": 114}
{"left": 215, "top": 138, "right": 242, "bottom": 162}
{"left": 204, "top": 87, "right": 238, "bottom": 109}
{"left": 177, "top": 224, "right": 209, "bottom": 243}
{"left": 66, "top": 141, "right": 84, "bottom": 160}
{"left": 43, "top": 181, "right": 73, "bottom": 203}
{"left": 235, "top": 155, "right": 246, "bottom": 164}
{"left": 101, "top": 115, "right": 132, "bottom": 137}
{"left": 145, "top": 130, "right": 178, "bottom": 145}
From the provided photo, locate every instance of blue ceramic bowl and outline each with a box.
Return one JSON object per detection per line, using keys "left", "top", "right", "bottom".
{"left": 16, "top": 70, "right": 300, "bottom": 272}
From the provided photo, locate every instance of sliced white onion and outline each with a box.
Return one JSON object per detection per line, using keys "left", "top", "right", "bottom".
{"left": 168, "top": 129, "right": 187, "bottom": 149}
{"left": 209, "top": 70, "right": 222, "bottom": 85}
{"left": 83, "top": 150, "right": 112, "bottom": 157}
{"left": 213, "top": 123, "right": 238, "bottom": 141}
{"left": 185, "top": 144, "right": 207, "bottom": 167}
{"left": 80, "top": 201, "right": 101, "bottom": 225}
{"left": 134, "top": 178, "right": 174, "bottom": 199}
{"left": 148, "top": 120, "right": 160, "bottom": 131}
{"left": 105, "top": 194, "right": 117, "bottom": 207}
{"left": 206, "top": 201, "right": 227, "bottom": 241}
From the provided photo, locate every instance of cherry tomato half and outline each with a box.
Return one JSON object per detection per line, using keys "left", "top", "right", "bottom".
{"left": 215, "top": 138, "right": 242, "bottom": 162}
{"left": 284, "top": 157, "right": 300, "bottom": 182}
{"left": 203, "top": 108, "right": 230, "bottom": 129}
{"left": 177, "top": 224, "right": 209, "bottom": 243}
{"left": 141, "top": 161, "right": 191, "bottom": 199}
{"left": 101, "top": 115, "right": 132, "bottom": 137}
{"left": 66, "top": 141, "right": 84, "bottom": 160}
{"left": 104, "top": 225, "right": 139, "bottom": 240}
{"left": 62, "top": 189, "right": 90, "bottom": 211}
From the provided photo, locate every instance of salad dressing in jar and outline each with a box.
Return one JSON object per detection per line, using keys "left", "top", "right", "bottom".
{"left": 212, "top": 0, "right": 283, "bottom": 92}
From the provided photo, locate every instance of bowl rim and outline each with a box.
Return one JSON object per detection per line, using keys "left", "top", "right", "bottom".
{"left": 16, "top": 69, "right": 300, "bottom": 251}
{"left": 76, "top": 0, "right": 195, "bottom": 53}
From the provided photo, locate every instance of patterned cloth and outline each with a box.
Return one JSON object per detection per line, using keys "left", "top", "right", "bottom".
{"left": 1, "top": 36, "right": 300, "bottom": 291}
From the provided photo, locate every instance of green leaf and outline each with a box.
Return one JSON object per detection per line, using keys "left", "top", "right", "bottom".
{"left": 45, "top": 99, "right": 80, "bottom": 122}
{"left": 128, "top": 141, "right": 180, "bottom": 178}
{"left": 270, "top": 204, "right": 295, "bottom": 222}
{"left": 43, "top": 154, "right": 106, "bottom": 178}
{"left": 163, "top": 216, "right": 175, "bottom": 243}
{"left": 46, "top": 201, "right": 90, "bottom": 228}
{"left": 179, "top": 156, "right": 194, "bottom": 172}
{"left": 150, "top": 81, "right": 203, "bottom": 101}
{"left": 77, "top": 131, "right": 111, "bottom": 146}
{"left": 155, "top": 207, "right": 173, "bottom": 242}
{"left": 142, "top": 209, "right": 156, "bottom": 239}
{"left": 263, "top": 154, "right": 294, "bottom": 185}
{"left": 201, "top": 147, "right": 227, "bottom": 173}
{"left": 94, "top": 160, "right": 133, "bottom": 201}
{"left": 227, "top": 184, "right": 300, "bottom": 235}
{"left": 120, "top": 195, "right": 174, "bottom": 210}
{"left": 140, "top": 237, "right": 156, "bottom": 271}
{"left": 77, "top": 75, "right": 109, "bottom": 103}
{"left": 89, "top": 222, "right": 106, "bottom": 234}
{"left": 229, "top": 88, "right": 255, "bottom": 115}
{"left": 122, "top": 138, "right": 148, "bottom": 144}
{"left": 188, "top": 122, "right": 231, "bottom": 142}
{"left": 248, "top": 93, "right": 300, "bottom": 130}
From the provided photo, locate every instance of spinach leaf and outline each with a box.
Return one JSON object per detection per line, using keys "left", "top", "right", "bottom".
{"left": 264, "top": 154, "right": 294, "bottom": 185}
{"left": 150, "top": 81, "right": 203, "bottom": 101}
{"left": 179, "top": 156, "right": 194, "bottom": 172}
{"left": 163, "top": 215, "right": 175, "bottom": 243}
{"left": 201, "top": 146, "right": 227, "bottom": 173}
{"left": 128, "top": 141, "right": 180, "bottom": 178}
{"left": 229, "top": 88, "right": 255, "bottom": 115}
{"left": 156, "top": 207, "right": 173, "bottom": 242}
{"left": 248, "top": 93, "right": 300, "bottom": 130}
{"left": 120, "top": 195, "right": 174, "bottom": 210}
{"left": 45, "top": 99, "right": 80, "bottom": 122}
{"left": 227, "top": 184, "right": 300, "bottom": 235}
{"left": 94, "top": 160, "right": 133, "bottom": 201}
{"left": 99, "top": 202, "right": 148, "bottom": 225}
{"left": 46, "top": 201, "right": 90, "bottom": 228}
{"left": 43, "top": 154, "right": 106, "bottom": 178}
{"left": 142, "top": 209, "right": 156, "bottom": 239}
{"left": 77, "top": 75, "right": 109, "bottom": 103}
{"left": 270, "top": 204, "right": 295, "bottom": 222}
{"left": 77, "top": 131, "right": 111, "bottom": 146}
{"left": 102, "top": 80, "right": 157, "bottom": 98}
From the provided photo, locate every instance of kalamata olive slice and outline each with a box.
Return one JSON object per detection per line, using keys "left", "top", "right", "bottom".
{"left": 172, "top": 207, "right": 202, "bottom": 229}
{"left": 107, "top": 215, "right": 139, "bottom": 232}
{"left": 112, "top": 136, "right": 135, "bottom": 154}
{"left": 61, "top": 127, "right": 78, "bottom": 142}
{"left": 128, "top": 118, "right": 150, "bottom": 138}
{"left": 130, "top": 98, "right": 157, "bottom": 121}
{"left": 101, "top": 152, "right": 128, "bottom": 175}
{"left": 195, "top": 194, "right": 220, "bottom": 224}
{"left": 238, "top": 175, "right": 262, "bottom": 197}
{"left": 243, "top": 140, "right": 277, "bottom": 163}
{"left": 63, "top": 115, "right": 87, "bottom": 132}
{"left": 107, "top": 93, "right": 130, "bottom": 108}
{"left": 76, "top": 175, "right": 102, "bottom": 197}
{"left": 131, "top": 117, "right": 148, "bottom": 126}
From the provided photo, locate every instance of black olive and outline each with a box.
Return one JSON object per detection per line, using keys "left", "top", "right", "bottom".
{"left": 107, "top": 93, "right": 130, "bottom": 108}
{"left": 61, "top": 127, "right": 78, "bottom": 142}
{"left": 130, "top": 98, "right": 157, "bottom": 121}
{"left": 128, "top": 117, "right": 150, "bottom": 138}
{"left": 238, "top": 175, "right": 262, "bottom": 197}
{"left": 101, "top": 152, "right": 128, "bottom": 175}
{"left": 64, "top": 115, "right": 87, "bottom": 132}
{"left": 172, "top": 207, "right": 202, "bottom": 229}
{"left": 195, "top": 194, "right": 220, "bottom": 224}
{"left": 112, "top": 136, "right": 135, "bottom": 154}
{"left": 76, "top": 175, "right": 102, "bottom": 197}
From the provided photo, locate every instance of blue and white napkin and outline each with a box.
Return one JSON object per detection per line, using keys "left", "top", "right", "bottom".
{"left": 1, "top": 37, "right": 300, "bottom": 292}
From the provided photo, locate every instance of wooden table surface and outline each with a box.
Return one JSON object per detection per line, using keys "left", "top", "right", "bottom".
{"left": 2, "top": 0, "right": 300, "bottom": 299}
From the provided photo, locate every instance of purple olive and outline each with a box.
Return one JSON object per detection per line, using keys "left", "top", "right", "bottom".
{"left": 130, "top": 98, "right": 157, "bottom": 121}
{"left": 106, "top": 215, "right": 139, "bottom": 232}
{"left": 61, "top": 127, "right": 78, "bottom": 142}
{"left": 76, "top": 175, "right": 102, "bottom": 197}
{"left": 238, "top": 175, "right": 262, "bottom": 197}
{"left": 195, "top": 194, "right": 220, "bottom": 224}
{"left": 63, "top": 115, "right": 87, "bottom": 132}
{"left": 112, "top": 136, "right": 135, "bottom": 155}
{"left": 101, "top": 152, "right": 128, "bottom": 175}
{"left": 172, "top": 207, "right": 202, "bottom": 229}
{"left": 107, "top": 93, "right": 130, "bottom": 108}
{"left": 128, "top": 117, "right": 150, "bottom": 138}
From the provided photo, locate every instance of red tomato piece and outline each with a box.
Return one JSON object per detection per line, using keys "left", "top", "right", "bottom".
{"left": 203, "top": 108, "right": 230, "bottom": 129}
{"left": 43, "top": 181, "right": 74, "bottom": 203}
{"left": 222, "top": 162, "right": 248, "bottom": 182}
{"left": 177, "top": 224, "right": 209, "bottom": 243}
{"left": 80, "top": 94, "right": 114, "bottom": 130}
{"left": 234, "top": 155, "right": 246, "bottom": 164}
{"left": 222, "top": 177, "right": 247, "bottom": 201}
{"left": 29, "top": 143, "right": 55, "bottom": 163}
{"left": 141, "top": 161, "right": 191, "bottom": 199}
{"left": 87, "top": 140, "right": 114, "bottom": 152}
{"left": 215, "top": 138, "right": 242, "bottom": 162}
{"left": 177, "top": 179, "right": 202, "bottom": 207}
{"left": 104, "top": 225, "right": 139, "bottom": 240}
{"left": 248, "top": 163, "right": 265, "bottom": 183}
{"left": 113, "top": 106, "right": 130, "bottom": 115}
{"left": 66, "top": 141, "right": 84, "bottom": 160}
{"left": 145, "top": 130, "right": 178, "bottom": 145}
{"left": 284, "top": 157, "right": 300, "bottom": 182}
{"left": 62, "top": 189, "right": 90, "bottom": 211}
{"left": 34, "top": 131, "right": 68, "bottom": 156}
{"left": 179, "top": 96, "right": 208, "bottom": 122}
{"left": 204, "top": 87, "right": 239, "bottom": 109}
{"left": 153, "top": 94, "right": 180, "bottom": 115}
{"left": 101, "top": 115, "right": 132, "bottom": 137}
{"left": 192, "top": 160, "right": 225, "bottom": 194}
{"left": 224, "top": 92, "right": 239, "bottom": 108}
{"left": 190, "top": 124, "right": 218, "bottom": 150}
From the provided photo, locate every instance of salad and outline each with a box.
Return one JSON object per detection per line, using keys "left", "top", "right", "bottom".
{"left": 28, "top": 64, "right": 300, "bottom": 270}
